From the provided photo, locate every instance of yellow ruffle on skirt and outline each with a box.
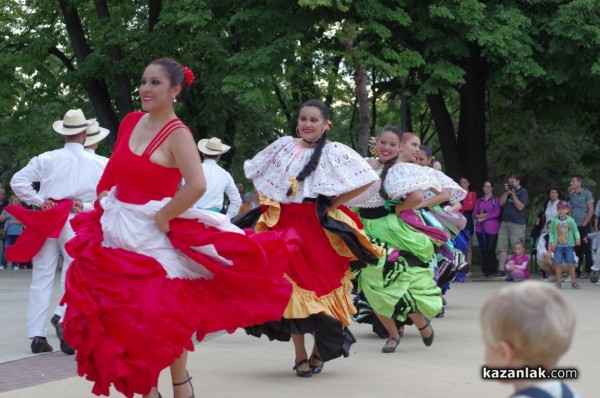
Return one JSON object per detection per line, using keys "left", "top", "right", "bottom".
{"left": 283, "top": 270, "right": 356, "bottom": 327}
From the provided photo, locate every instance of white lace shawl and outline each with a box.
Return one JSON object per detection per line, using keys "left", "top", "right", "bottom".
{"left": 422, "top": 169, "right": 467, "bottom": 203}
{"left": 244, "top": 136, "right": 379, "bottom": 204}
{"left": 383, "top": 162, "right": 442, "bottom": 200}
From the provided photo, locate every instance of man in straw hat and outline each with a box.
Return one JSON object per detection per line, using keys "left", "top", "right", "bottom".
{"left": 84, "top": 121, "right": 110, "bottom": 154}
{"left": 84, "top": 121, "right": 110, "bottom": 167}
{"left": 194, "top": 137, "right": 242, "bottom": 218}
{"left": 9, "top": 108, "right": 107, "bottom": 355}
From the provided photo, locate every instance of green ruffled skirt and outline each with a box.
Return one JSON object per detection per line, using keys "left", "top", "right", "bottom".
{"left": 355, "top": 213, "right": 442, "bottom": 321}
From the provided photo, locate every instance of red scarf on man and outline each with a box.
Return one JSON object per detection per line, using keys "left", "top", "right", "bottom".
{"left": 6, "top": 200, "right": 73, "bottom": 262}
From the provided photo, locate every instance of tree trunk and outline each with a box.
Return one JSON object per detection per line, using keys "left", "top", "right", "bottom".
{"left": 148, "top": 0, "right": 162, "bottom": 32}
{"left": 457, "top": 48, "right": 489, "bottom": 195}
{"left": 58, "top": 0, "right": 119, "bottom": 145}
{"left": 426, "top": 92, "right": 461, "bottom": 179}
{"left": 93, "top": 0, "right": 134, "bottom": 121}
{"left": 345, "top": 37, "right": 370, "bottom": 156}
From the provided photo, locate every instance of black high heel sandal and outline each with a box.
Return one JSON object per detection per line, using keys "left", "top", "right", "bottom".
{"left": 309, "top": 354, "right": 324, "bottom": 374}
{"left": 418, "top": 320, "right": 434, "bottom": 347}
{"left": 173, "top": 371, "right": 195, "bottom": 398}
{"left": 293, "top": 359, "right": 312, "bottom": 378}
{"left": 381, "top": 337, "right": 400, "bottom": 353}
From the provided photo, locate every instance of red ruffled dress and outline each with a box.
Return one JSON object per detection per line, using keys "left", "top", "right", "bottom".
{"left": 62, "top": 112, "right": 294, "bottom": 397}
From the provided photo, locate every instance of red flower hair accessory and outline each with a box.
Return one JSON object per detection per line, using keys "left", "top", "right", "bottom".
{"left": 182, "top": 66, "right": 195, "bottom": 86}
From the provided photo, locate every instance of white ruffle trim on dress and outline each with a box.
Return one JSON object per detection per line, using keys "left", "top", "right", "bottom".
{"left": 99, "top": 189, "right": 244, "bottom": 280}
{"left": 244, "top": 136, "right": 379, "bottom": 203}
{"left": 384, "top": 162, "right": 442, "bottom": 200}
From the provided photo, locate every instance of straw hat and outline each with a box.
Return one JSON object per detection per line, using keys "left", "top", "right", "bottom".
{"left": 84, "top": 121, "right": 110, "bottom": 146}
{"left": 197, "top": 137, "right": 231, "bottom": 155}
{"left": 52, "top": 109, "right": 95, "bottom": 136}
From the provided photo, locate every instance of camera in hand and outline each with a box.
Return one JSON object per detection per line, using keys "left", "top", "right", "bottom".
{"left": 504, "top": 183, "right": 516, "bottom": 191}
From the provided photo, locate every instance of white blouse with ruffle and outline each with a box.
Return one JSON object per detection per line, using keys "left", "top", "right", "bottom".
{"left": 244, "top": 136, "right": 379, "bottom": 204}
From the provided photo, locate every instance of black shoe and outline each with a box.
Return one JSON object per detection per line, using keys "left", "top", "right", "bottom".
{"left": 309, "top": 354, "right": 324, "bottom": 374}
{"left": 493, "top": 271, "right": 507, "bottom": 278}
{"left": 381, "top": 337, "right": 400, "bottom": 353}
{"left": 418, "top": 320, "right": 434, "bottom": 347}
{"left": 293, "top": 359, "right": 312, "bottom": 378}
{"left": 31, "top": 336, "right": 53, "bottom": 353}
{"left": 50, "top": 315, "right": 75, "bottom": 355}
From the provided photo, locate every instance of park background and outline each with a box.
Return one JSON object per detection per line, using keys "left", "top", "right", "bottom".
{"left": 1, "top": 0, "right": 600, "bottom": 221}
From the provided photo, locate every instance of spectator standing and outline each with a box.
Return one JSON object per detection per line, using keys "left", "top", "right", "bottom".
{"left": 548, "top": 200, "right": 581, "bottom": 289}
{"left": 531, "top": 187, "right": 561, "bottom": 240}
{"left": 458, "top": 176, "right": 477, "bottom": 266}
{"left": 593, "top": 197, "right": 600, "bottom": 231}
{"left": 0, "top": 195, "right": 24, "bottom": 270}
{"left": 0, "top": 188, "right": 9, "bottom": 265}
{"left": 473, "top": 181, "right": 501, "bottom": 277}
{"left": 568, "top": 175, "right": 594, "bottom": 278}
{"left": 495, "top": 174, "right": 529, "bottom": 278}
{"left": 194, "top": 137, "right": 242, "bottom": 218}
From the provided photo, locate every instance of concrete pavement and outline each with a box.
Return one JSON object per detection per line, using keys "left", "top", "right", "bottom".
{"left": 0, "top": 269, "right": 597, "bottom": 397}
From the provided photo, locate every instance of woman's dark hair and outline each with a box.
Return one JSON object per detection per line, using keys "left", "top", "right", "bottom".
{"left": 150, "top": 57, "right": 192, "bottom": 103}
{"left": 484, "top": 180, "right": 494, "bottom": 188}
{"left": 547, "top": 186, "right": 560, "bottom": 196}
{"left": 420, "top": 145, "right": 433, "bottom": 159}
{"left": 378, "top": 125, "right": 403, "bottom": 200}
{"left": 286, "top": 99, "right": 330, "bottom": 196}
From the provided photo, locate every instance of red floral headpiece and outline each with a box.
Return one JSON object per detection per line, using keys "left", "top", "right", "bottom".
{"left": 182, "top": 66, "right": 195, "bottom": 86}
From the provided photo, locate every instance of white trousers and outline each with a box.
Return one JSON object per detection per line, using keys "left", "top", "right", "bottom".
{"left": 27, "top": 215, "right": 74, "bottom": 338}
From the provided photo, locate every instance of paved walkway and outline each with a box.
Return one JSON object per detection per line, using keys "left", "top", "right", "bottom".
{"left": 0, "top": 270, "right": 597, "bottom": 397}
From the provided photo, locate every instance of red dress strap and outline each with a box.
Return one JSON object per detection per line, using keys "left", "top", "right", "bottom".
{"left": 142, "top": 119, "right": 190, "bottom": 158}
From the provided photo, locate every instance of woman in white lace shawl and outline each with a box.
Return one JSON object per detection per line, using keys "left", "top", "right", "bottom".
{"left": 244, "top": 99, "right": 383, "bottom": 377}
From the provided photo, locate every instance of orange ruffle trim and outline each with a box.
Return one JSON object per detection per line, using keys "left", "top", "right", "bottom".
{"left": 282, "top": 270, "right": 356, "bottom": 327}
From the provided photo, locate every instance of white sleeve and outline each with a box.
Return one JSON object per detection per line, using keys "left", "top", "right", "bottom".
{"left": 224, "top": 174, "right": 242, "bottom": 218}
{"left": 10, "top": 156, "right": 45, "bottom": 207}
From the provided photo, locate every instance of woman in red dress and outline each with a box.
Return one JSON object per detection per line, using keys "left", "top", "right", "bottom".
{"left": 62, "top": 58, "right": 293, "bottom": 398}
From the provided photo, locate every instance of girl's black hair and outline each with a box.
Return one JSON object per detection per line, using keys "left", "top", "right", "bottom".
{"left": 150, "top": 57, "right": 192, "bottom": 103}
{"left": 287, "top": 99, "right": 330, "bottom": 196}
{"left": 420, "top": 145, "right": 433, "bottom": 158}
{"left": 377, "top": 125, "right": 404, "bottom": 200}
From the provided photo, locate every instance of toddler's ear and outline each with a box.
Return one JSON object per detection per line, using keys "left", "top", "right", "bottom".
{"left": 496, "top": 340, "right": 519, "bottom": 367}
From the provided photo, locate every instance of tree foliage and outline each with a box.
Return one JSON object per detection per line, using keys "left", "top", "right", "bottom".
{"left": 0, "top": 0, "right": 599, "bottom": 209}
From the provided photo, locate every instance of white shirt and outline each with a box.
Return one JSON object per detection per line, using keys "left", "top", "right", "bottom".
{"left": 543, "top": 200, "right": 559, "bottom": 233}
{"left": 11, "top": 142, "right": 107, "bottom": 211}
{"left": 194, "top": 159, "right": 241, "bottom": 218}
{"left": 85, "top": 148, "right": 110, "bottom": 168}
